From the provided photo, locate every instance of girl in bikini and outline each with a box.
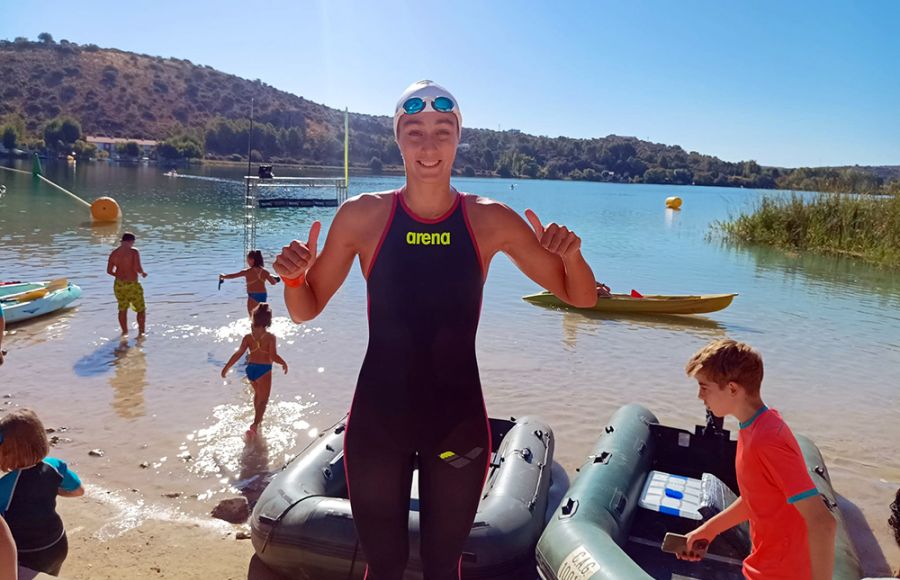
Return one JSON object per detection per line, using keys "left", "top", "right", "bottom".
{"left": 220, "top": 250, "right": 280, "bottom": 317}
{"left": 221, "top": 303, "right": 288, "bottom": 436}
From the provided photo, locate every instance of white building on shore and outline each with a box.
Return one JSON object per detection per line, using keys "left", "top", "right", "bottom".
{"left": 86, "top": 136, "right": 158, "bottom": 158}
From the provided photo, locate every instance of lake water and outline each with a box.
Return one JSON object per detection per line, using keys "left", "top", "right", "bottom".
{"left": 1, "top": 160, "right": 898, "bottom": 572}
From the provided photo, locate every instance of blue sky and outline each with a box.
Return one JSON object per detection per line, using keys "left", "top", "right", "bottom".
{"left": 3, "top": 0, "right": 899, "bottom": 167}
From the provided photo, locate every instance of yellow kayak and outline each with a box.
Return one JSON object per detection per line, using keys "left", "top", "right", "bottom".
{"left": 0, "top": 279, "right": 68, "bottom": 303}
{"left": 522, "top": 291, "right": 737, "bottom": 315}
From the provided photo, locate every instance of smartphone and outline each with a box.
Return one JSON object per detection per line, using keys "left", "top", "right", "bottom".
{"left": 661, "top": 533, "right": 709, "bottom": 558}
{"left": 661, "top": 532, "right": 688, "bottom": 554}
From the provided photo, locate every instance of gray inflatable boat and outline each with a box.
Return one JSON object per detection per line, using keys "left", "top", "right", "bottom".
{"left": 535, "top": 404, "right": 862, "bottom": 580}
{"left": 251, "top": 415, "right": 555, "bottom": 579}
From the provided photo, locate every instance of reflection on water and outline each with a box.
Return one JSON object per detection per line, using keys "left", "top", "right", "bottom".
{"left": 182, "top": 396, "right": 318, "bottom": 502}
{"left": 73, "top": 336, "right": 149, "bottom": 419}
{"left": 74, "top": 337, "right": 129, "bottom": 377}
{"left": 557, "top": 307, "right": 727, "bottom": 350}
{"left": 235, "top": 434, "right": 271, "bottom": 503}
{"left": 714, "top": 239, "right": 900, "bottom": 305}
{"left": 85, "top": 221, "right": 123, "bottom": 246}
{"left": 110, "top": 337, "right": 148, "bottom": 420}
{"left": 664, "top": 207, "right": 680, "bottom": 229}
{"left": 4, "top": 312, "right": 78, "bottom": 346}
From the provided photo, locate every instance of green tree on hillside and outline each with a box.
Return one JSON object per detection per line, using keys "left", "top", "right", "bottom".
{"left": 157, "top": 134, "right": 203, "bottom": 159}
{"left": 115, "top": 142, "right": 141, "bottom": 157}
{"left": 481, "top": 149, "right": 495, "bottom": 171}
{"left": 43, "top": 117, "right": 82, "bottom": 151}
{"left": 2, "top": 126, "right": 18, "bottom": 151}
{"left": 283, "top": 126, "right": 304, "bottom": 157}
{"left": 643, "top": 167, "right": 668, "bottom": 183}
{"left": 73, "top": 139, "right": 97, "bottom": 160}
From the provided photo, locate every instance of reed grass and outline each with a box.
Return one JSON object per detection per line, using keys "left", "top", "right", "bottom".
{"left": 715, "top": 193, "right": 900, "bottom": 267}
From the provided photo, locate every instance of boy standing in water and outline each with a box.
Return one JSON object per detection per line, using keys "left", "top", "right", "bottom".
{"left": 680, "top": 338, "right": 836, "bottom": 580}
{"left": 107, "top": 232, "right": 148, "bottom": 335}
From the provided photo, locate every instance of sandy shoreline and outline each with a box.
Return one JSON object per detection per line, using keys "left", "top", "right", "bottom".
{"left": 37, "top": 472, "right": 899, "bottom": 580}
{"left": 55, "top": 495, "right": 258, "bottom": 580}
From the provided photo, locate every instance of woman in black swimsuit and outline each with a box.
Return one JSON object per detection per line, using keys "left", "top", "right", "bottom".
{"left": 274, "top": 80, "right": 596, "bottom": 579}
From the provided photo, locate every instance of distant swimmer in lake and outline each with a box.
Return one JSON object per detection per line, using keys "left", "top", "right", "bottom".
{"left": 107, "top": 232, "right": 148, "bottom": 335}
{"left": 273, "top": 80, "right": 596, "bottom": 579}
{"left": 220, "top": 250, "right": 280, "bottom": 317}
{"left": 221, "top": 303, "right": 288, "bottom": 437}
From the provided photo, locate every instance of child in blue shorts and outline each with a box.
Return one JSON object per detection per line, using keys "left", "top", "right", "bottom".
{"left": 221, "top": 303, "right": 288, "bottom": 436}
{"left": 220, "top": 250, "right": 280, "bottom": 317}
{"left": 0, "top": 409, "right": 84, "bottom": 576}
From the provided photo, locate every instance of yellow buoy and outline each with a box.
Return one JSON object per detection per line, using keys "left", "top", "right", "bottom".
{"left": 91, "top": 197, "right": 121, "bottom": 222}
{"left": 665, "top": 196, "right": 683, "bottom": 210}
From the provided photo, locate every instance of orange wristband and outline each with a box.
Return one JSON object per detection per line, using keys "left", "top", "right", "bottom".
{"left": 282, "top": 274, "right": 305, "bottom": 288}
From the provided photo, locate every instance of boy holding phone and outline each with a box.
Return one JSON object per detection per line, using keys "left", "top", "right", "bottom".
{"left": 678, "top": 339, "right": 836, "bottom": 580}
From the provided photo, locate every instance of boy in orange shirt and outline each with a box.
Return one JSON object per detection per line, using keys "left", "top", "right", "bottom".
{"left": 679, "top": 339, "right": 836, "bottom": 580}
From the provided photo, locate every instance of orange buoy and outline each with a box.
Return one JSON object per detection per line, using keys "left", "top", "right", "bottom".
{"left": 91, "top": 197, "right": 121, "bottom": 222}
{"left": 665, "top": 196, "right": 683, "bottom": 210}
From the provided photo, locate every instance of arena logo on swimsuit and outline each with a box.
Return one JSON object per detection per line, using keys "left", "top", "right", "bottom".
{"left": 406, "top": 231, "right": 451, "bottom": 246}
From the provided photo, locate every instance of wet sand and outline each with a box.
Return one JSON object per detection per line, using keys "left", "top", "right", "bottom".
{"left": 56, "top": 496, "right": 256, "bottom": 580}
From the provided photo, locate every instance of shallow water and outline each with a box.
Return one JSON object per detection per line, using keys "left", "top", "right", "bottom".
{"left": 1, "top": 161, "right": 898, "bottom": 572}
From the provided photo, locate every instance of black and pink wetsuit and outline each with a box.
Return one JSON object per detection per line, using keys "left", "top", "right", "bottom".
{"left": 345, "top": 190, "right": 491, "bottom": 579}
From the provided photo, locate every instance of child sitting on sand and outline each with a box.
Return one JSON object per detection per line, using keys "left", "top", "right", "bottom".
{"left": 0, "top": 409, "right": 84, "bottom": 576}
{"left": 220, "top": 250, "right": 280, "bottom": 317}
{"left": 221, "top": 303, "right": 288, "bottom": 436}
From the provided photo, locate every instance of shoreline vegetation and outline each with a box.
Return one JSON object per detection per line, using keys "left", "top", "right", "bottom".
{"left": 715, "top": 193, "right": 900, "bottom": 268}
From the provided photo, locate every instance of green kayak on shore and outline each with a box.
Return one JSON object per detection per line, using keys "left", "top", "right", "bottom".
{"left": 523, "top": 292, "right": 737, "bottom": 315}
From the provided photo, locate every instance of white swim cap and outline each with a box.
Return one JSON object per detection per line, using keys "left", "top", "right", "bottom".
{"left": 393, "top": 80, "right": 462, "bottom": 139}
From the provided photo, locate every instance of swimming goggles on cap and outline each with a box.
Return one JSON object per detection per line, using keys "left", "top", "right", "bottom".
{"left": 401, "top": 96, "right": 456, "bottom": 115}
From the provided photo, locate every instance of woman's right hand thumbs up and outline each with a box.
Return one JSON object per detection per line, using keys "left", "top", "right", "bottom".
{"left": 274, "top": 221, "right": 321, "bottom": 280}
